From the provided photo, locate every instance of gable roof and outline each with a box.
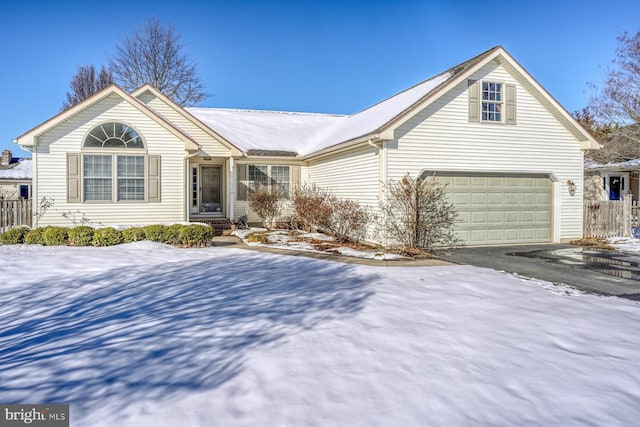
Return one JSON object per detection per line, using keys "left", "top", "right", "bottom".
{"left": 131, "top": 84, "right": 243, "bottom": 156}
{"left": 14, "top": 85, "right": 200, "bottom": 151}
{"left": 186, "top": 46, "right": 599, "bottom": 157}
{"left": 0, "top": 158, "right": 32, "bottom": 180}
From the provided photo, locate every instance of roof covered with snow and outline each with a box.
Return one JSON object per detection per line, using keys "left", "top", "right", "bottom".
{"left": 0, "top": 158, "right": 32, "bottom": 180}
{"left": 187, "top": 48, "right": 497, "bottom": 156}
{"left": 585, "top": 158, "right": 640, "bottom": 171}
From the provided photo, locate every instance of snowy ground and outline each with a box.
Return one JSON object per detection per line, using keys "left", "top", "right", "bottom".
{"left": 232, "top": 228, "right": 408, "bottom": 260}
{"left": 608, "top": 237, "right": 640, "bottom": 253}
{"left": 1, "top": 243, "right": 639, "bottom": 426}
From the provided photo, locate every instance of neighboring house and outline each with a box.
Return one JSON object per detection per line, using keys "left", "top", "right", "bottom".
{"left": 0, "top": 150, "right": 32, "bottom": 199}
{"left": 14, "top": 46, "right": 598, "bottom": 245}
{"left": 584, "top": 159, "right": 640, "bottom": 201}
{"left": 584, "top": 125, "right": 640, "bottom": 201}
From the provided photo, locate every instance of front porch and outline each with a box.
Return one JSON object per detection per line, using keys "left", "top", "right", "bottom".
{"left": 189, "top": 216, "right": 234, "bottom": 236}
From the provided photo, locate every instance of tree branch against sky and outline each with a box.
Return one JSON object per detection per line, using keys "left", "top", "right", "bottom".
{"left": 589, "top": 31, "right": 640, "bottom": 125}
{"left": 108, "top": 18, "right": 207, "bottom": 107}
{"left": 61, "top": 65, "right": 113, "bottom": 111}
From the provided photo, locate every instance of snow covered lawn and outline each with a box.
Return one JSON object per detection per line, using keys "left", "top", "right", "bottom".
{"left": 1, "top": 243, "right": 639, "bottom": 426}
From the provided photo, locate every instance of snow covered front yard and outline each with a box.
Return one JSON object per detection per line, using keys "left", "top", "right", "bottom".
{"left": 1, "top": 243, "right": 639, "bottom": 426}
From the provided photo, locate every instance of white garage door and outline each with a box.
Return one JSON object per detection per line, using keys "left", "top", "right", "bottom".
{"left": 438, "top": 173, "right": 552, "bottom": 245}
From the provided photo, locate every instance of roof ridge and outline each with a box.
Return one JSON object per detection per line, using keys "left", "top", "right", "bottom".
{"left": 345, "top": 46, "right": 502, "bottom": 119}
{"left": 187, "top": 106, "right": 346, "bottom": 118}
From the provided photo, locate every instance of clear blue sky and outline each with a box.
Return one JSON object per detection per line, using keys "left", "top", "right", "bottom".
{"left": 1, "top": 0, "right": 638, "bottom": 158}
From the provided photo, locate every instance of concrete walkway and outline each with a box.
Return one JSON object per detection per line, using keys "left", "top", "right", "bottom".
{"left": 211, "top": 235, "right": 452, "bottom": 267}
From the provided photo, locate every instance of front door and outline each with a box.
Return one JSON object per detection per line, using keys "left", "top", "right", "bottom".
{"left": 200, "top": 166, "right": 223, "bottom": 214}
{"left": 609, "top": 176, "right": 623, "bottom": 200}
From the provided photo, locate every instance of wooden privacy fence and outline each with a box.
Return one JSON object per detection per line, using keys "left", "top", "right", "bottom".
{"left": 0, "top": 199, "right": 32, "bottom": 233}
{"left": 583, "top": 195, "right": 632, "bottom": 238}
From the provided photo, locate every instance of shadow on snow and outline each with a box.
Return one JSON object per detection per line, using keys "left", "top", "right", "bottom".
{"left": 0, "top": 252, "right": 376, "bottom": 416}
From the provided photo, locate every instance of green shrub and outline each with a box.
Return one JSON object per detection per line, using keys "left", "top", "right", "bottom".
{"left": 92, "top": 227, "right": 123, "bottom": 246}
{"left": 143, "top": 225, "right": 167, "bottom": 243}
{"left": 181, "top": 224, "right": 214, "bottom": 246}
{"left": 0, "top": 226, "right": 30, "bottom": 244}
{"left": 25, "top": 227, "right": 48, "bottom": 245}
{"left": 68, "top": 226, "right": 95, "bottom": 246}
{"left": 166, "top": 224, "right": 187, "bottom": 245}
{"left": 44, "top": 226, "right": 68, "bottom": 246}
{"left": 122, "top": 227, "right": 146, "bottom": 243}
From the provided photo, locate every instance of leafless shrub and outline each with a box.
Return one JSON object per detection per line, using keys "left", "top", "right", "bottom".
{"left": 290, "top": 183, "right": 334, "bottom": 232}
{"left": 248, "top": 184, "right": 282, "bottom": 230}
{"left": 326, "top": 198, "right": 370, "bottom": 243}
{"left": 379, "top": 173, "right": 459, "bottom": 253}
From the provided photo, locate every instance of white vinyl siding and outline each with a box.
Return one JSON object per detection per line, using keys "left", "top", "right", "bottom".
{"left": 389, "top": 60, "right": 584, "bottom": 242}
{"left": 308, "top": 146, "right": 379, "bottom": 208}
{"left": 141, "top": 94, "right": 232, "bottom": 157}
{"left": 35, "top": 94, "right": 186, "bottom": 226}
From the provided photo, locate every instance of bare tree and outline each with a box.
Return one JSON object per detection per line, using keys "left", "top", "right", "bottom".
{"left": 61, "top": 64, "right": 114, "bottom": 110}
{"left": 108, "top": 18, "right": 206, "bottom": 106}
{"left": 589, "top": 31, "right": 640, "bottom": 125}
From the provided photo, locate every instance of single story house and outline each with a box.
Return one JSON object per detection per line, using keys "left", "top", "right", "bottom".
{"left": 0, "top": 150, "right": 32, "bottom": 199}
{"left": 584, "top": 159, "right": 640, "bottom": 202}
{"left": 14, "top": 46, "right": 598, "bottom": 245}
{"left": 584, "top": 125, "right": 640, "bottom": 201}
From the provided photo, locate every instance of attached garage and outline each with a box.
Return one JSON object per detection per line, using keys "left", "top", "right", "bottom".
{"left": 436, "top": 172, "right": 552, "bottom": 245}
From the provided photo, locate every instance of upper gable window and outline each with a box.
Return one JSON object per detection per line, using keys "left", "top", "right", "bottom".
{"left": 482, "top": 82, "right": 502, "bottom": 122}
{"left": 468, "top": 80, "right": 516, "bottom": 125}
{"left": 84, "top": 122, "right": 144, "bottom": 149}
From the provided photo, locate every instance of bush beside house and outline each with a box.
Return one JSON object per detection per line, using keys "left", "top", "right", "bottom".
{"left": 0, "top": 223, "right": 215, "bottom": 248}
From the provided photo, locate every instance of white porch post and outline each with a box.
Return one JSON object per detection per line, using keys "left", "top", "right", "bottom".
{"left": 228, "top": 157, "right": 235, "bottom": 220}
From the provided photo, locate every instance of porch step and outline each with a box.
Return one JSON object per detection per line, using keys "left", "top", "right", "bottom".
{"left": 190, "top": 218, "right": 233, "bottom": 236}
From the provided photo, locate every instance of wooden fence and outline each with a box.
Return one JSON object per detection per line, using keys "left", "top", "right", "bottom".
{"left": 0, "top": 199, "right": 32, "bottom": 233}
{"left": 583, "top": 195, "right": 633, "bottom": 238}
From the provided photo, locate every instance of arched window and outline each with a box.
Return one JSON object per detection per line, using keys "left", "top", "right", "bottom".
{"left": 84, "top": 122, "right": 144, "bottom": 149}
{"left": 81, "top": 123, "right": 149, "bottom": 202}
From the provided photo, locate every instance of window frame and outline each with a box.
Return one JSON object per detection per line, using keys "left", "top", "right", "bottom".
{"left": 82, "top": 154, "right": 147, "bottom": 203}
{"left": 81, "top": 122, "right": 148, "bottom": 204}
{"left": 238, "top": 164, "right": 291, "bottom": 200}
{"left": 481, "top": 80, "right": 504, "bottom": 123}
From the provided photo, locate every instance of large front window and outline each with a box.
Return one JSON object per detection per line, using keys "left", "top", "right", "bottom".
{"left": 82, "top": 122, "right": 146, "bottom": 202}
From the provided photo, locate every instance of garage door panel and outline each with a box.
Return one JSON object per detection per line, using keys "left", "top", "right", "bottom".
{"left": 488, "top": 194, "right": 503, "bottom": 205}
{"left": 471, "top": 212, "right": 487, "bottom": 224}
{"left": 453, "top": 193, "right": 470, "bottom": 205}
{"left": 442, "top": 173, "right": 551, "bottom": 245}
{"left": 471, "top": 194, "right": 487, "bottom": 205}
{"left": 488, "top": 212, "right": 504, "bottom": 223}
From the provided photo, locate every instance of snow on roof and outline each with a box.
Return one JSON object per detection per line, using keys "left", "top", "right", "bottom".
{"left": 186, "top": 108, "right": 345, "bottom": 156}
{"left": 187, "top": 70, "right": 455, "bottom": 156}
{"left": 585, "top": 158, "right": 640, "bottom": 170}
{"left": 0, "top": 158, "right": 32, "bottom": 180}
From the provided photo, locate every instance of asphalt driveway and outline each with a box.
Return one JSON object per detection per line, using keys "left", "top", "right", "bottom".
{"left": 440, "top": 244, "right": 640, "bottom": 301}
